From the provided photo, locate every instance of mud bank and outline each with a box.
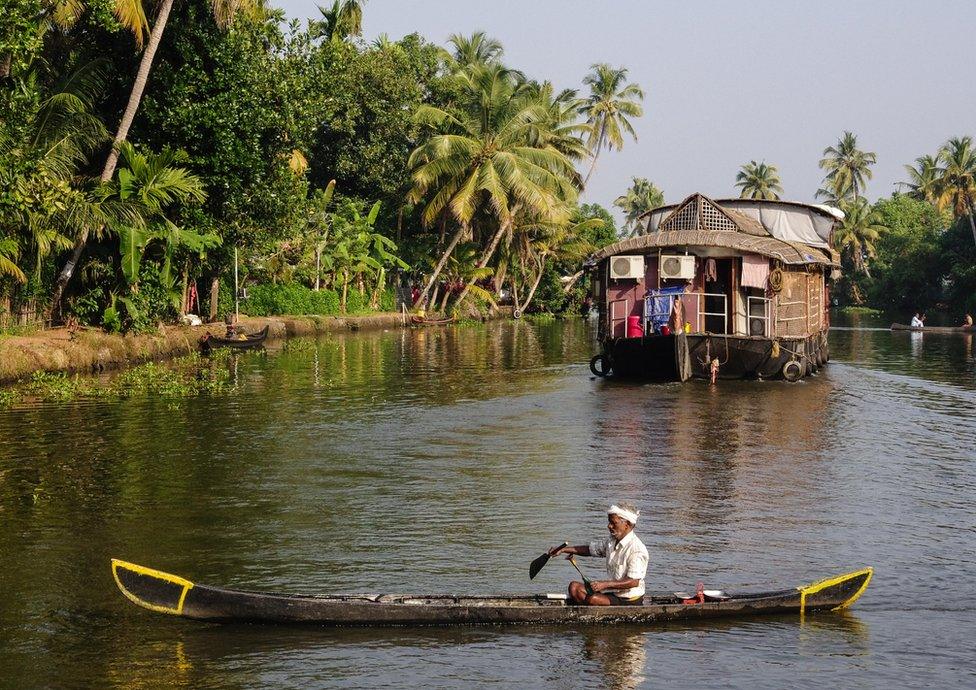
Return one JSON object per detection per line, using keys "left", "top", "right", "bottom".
{"left": 0, "top": 313, "right": 410, "bottom": 384}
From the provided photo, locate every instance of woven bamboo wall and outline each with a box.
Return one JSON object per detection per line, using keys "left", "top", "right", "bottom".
{"left": 773, "top": 270, "right": 824, "bottom": 337}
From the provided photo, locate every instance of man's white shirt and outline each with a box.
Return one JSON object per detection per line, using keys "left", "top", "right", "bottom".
{"left": 588, "top": 530, "right": 649, "bottom": 599}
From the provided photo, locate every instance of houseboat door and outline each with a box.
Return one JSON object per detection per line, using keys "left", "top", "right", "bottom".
{"left": 704, "top": 258, "right": 733, "bottom": 334}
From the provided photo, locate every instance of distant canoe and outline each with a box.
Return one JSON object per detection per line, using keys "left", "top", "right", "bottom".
{"left": 200, "top": 325, "right": 270, "bottom": 351}
{"left": 890, "top": 323, "right": 975, "bottom": 333}
{"left": 111, "top": 559, "right": 872, "bottom": 627}
{"left": 410, "top": 315, "right": 455, "bottom": 326}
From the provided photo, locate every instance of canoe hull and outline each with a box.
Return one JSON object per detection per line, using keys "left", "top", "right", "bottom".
{"left": 111, "top": 560, "right": 872, "bottom": 627}
{"left": 200, "top": 325, "right": 270, "bottom": 351}
{"left": 890, "top": 322, "right": 975, "bottom": 333}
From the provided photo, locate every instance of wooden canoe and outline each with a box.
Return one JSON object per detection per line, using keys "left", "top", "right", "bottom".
{"left": 410, "top": 315, "right": 455, "bottom": 326}
{"left": 200, "top": 325, "right": 270, "bottom": 351}
{"left": 890, "top": 322, "right": 975, "bottom": 333}
{"left": 111, "top": 559, "right": 872, "bottom": 626}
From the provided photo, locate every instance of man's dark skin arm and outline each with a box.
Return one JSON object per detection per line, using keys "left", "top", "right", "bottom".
{"left": 548, "top": 544, "right": 640, "bottom": 594}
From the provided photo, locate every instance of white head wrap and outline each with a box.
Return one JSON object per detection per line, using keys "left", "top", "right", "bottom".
{"left": 608, "top": 504, "right": 639, "bottom": 525}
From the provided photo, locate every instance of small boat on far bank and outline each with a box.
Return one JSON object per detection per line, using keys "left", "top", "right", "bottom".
{"left": 890, "top": 323, "right": 976, "bottom": 333}
{"left": 111, "top": 559, "right": 872, "bottom": 627}
{"left": 199, "top": 325, "right": 270, "bottom": 352}
{"left": 410, "top": 315, "right": 456, "bottom": 326}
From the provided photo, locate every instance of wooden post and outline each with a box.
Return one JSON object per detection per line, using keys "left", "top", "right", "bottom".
{"left": 209, "top": 277, "right": 219, "bottom": 322}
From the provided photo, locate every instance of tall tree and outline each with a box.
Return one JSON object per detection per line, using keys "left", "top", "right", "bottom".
{"left": 580, "top": 64, "right": 644, "bottom": 187}
{"left": 313, "top": 0, "right": 367, "bottom": 42}
{"left": 818, "top": 131, "right": 876, "bottom": 202}
{"left": 934, "top": 136, "right": 976, "bottom": 245}
{"left": 904, "top": 154, "right": 940, "bottom": 204}
{"left": 407, "top": 64, "right": 578, "bottom": 310}
{"left": 49, "top": 0, "right": 265, "bottom": 315}
{"left": 735, "top": 161, "right": 783, "bottom": 200}
{"left": 614, "top": 177, "right": 664, "bottom": 236}
{"left": 446, "top": 31, "right": 504, "bottom": 68}
{"left": 834, "top": 197, "right": 885, "bottom": 279}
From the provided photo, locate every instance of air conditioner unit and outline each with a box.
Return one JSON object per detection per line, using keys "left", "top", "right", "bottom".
{"left": 610, "top": 255, "right": 645, "bottom": 280}
{"left": 659, "top": 254, "right": 695, "bottom": 280}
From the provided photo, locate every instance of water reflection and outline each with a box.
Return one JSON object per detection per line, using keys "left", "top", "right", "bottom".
{"left": 1, "top": 319, "right": 975, "bottom": 688}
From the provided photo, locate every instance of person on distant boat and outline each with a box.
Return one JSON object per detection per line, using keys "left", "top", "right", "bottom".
{"left": 963, "top": 314, "right": 973, "bottom": 328}
{"left": 548, "top": 503, "right": 648, "bottom": 606}
{"left": 910, "top": 313, "right": 924, "bottom": 328}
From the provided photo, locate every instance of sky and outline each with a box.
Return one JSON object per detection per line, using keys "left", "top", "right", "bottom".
{"left": 276, "top": 0, "right": 976, "bottom": 217}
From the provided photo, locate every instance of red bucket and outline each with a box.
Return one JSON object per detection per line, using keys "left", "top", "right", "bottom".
{"left": 626, "top": 315, "right": 644, "bottom": 338}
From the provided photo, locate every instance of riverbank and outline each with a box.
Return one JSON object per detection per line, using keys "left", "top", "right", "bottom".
{"left": 0, "top": 313, "right": 411, "bottom": 384}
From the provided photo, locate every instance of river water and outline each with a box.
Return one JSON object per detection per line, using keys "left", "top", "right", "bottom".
{"left": 1, "top": 317, "right": 974, "bottom": 688}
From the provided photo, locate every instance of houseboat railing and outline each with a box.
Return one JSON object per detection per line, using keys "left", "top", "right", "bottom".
{"left": 609, "top": 298, "right": 629, "bottom": 338}
{"left": 689, "top": 292, "right": 728, "bottom": 334}
{"left": 747, "top": 296, "right": 772, "bottom": 337}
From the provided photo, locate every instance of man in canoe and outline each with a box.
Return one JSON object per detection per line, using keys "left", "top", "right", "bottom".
{"left": 548, "top": 503, "right": 649, "bottom": 605}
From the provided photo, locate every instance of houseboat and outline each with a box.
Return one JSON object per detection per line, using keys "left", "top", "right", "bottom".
{"left": 585, "top": 193, "right": 843, "bottom": 382}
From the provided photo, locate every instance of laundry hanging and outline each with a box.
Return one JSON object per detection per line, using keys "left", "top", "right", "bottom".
{"left": 741, "top": 255, "right": 770, "bottom": 289}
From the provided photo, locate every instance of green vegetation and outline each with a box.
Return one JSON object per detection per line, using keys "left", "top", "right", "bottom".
{"left": 614, "top": 178, "right": 664, "bottom": 237}
{"left": 735, "top": 161, "right": 783, "bottom": 200}
{"left": 0, "top": 351, "right": 233, "bottom": 407}
{"left": 1, "top": 2, "right": 633, "bottom": 333}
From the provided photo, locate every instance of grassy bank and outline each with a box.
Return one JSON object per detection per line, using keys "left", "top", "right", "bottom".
{"left": 0, "top": 313, "right": 408, "bottom": 385}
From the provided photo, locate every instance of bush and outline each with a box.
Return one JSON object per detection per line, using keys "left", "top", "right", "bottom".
{"left": 217, "top": 282, "right": 397, "bottom": 317}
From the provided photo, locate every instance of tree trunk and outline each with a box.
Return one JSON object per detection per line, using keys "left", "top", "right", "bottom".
{"left": 341, "top": 271, "right": 349, "bottom": 313}
{"left": 452, "top": 218, "right": 510, "bottom": 308}
{"left": 562, "top": 269, "right": 584, "bottom": 293}
{"left": 968, "top": 202, "right": 976, "bottom": 246}
{"left": 49, "top": 0, "right": 176, "bottom": 318}
{"left": 315, "top": 249, "right": 321, "bottom": 291}
{"left": 417, "top": 223, "right": 465, "bottom": 309}
{"left": 370, "top": 267, "right": 384, "bottom": 309}
{"left": 209, "top": 277, "right": 219, "bottom": 322}
{"left": 0, "top": 53, "right": 11, "bottom": 79}
{"left": 521, "top": 259, "right": 547, "bottom": 313}
{"left": 582, "top": 125, "right": 606, "bottom": 189}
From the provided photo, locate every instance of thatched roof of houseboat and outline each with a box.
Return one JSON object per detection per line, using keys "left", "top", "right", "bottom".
{"left": 585, "top": 193, "right": 841, "bottom": 267}
{"left": 586, "top": 230, "right": 839, "bottom": 267}
{"left": 635, "top": 194, "right": 842, "bottom": 249}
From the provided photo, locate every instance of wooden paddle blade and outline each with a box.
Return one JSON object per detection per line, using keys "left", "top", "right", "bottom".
{"left": 529, "top": 542, "right": 567, "bottom": 579}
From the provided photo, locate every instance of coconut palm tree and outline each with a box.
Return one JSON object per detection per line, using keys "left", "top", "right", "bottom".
{"left": 511, "top": 215, "right": 599, "bottom": 314}
{"left": 447, "top": 31, "right": 504, "bottom": 68}
{"left": 524, "top": 82, "right": 589, "bottom": 164}
{"left": 50, "top": 0, "right": 265, "bottom": 314}
{"left": 407, "top": 64, "right": 578, "bottom": 310}
{"left": 834, "top": 198, "right": 885, "bottom": 278}
{"left": 614, "top": 177, "right": 664, "bottom": 236}
{"left": 580, "top": 64, "right": 644, "bottom": 187}
{"left": 818, "top": 131, "right": 876, "bottom": 202}
{"left": 904, "top": 154, "right": 940, "bottom": 204}
{"left": 313, "top": 0, "right": 367, "bottom": 42}
{"left": 735, "top": 161, "right": 783, "bottom": 200}
{"left": 934, "top": 136, "right": 976, "bottom": 245}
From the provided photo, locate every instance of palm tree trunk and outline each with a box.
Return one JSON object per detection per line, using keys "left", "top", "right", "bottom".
{"left": 968, "top": 202, "right": 976, "bottom": 246}
{"left": 562, "top": 269, "right": 584, "bottom": 293}
{"left": 521, "top": 259, "right": 547, "bottom": 313}
{"left": 582, "top": 124, "right": 606, "bottom": 189}
{"left": 418, "top": 223, "right": 465, "bottom": 309}
{"left": 49, "top": 0, "right": 176, "bottom": 317}
{"left": 452, "top": 218, "right": 510, "bottom": 308}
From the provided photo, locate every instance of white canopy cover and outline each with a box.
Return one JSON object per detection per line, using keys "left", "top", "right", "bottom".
{"left": 644, "top": 198, "right": 842, "bottom": 249}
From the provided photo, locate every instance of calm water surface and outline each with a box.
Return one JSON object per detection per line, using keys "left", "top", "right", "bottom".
{"left": 1, "top": 317, "right": 974, "bottom": 688}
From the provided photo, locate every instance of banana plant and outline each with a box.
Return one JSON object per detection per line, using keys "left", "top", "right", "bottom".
{"left": 111, "top": 142, "right": 215, "bottom": 303}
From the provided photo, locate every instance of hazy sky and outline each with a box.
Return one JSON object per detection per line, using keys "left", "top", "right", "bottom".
{"left": 276, "top": 0, "right": 976, "bottom": 215}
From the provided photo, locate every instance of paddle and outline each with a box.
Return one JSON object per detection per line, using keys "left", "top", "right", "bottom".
{"left": 529, "top": 542, "right": 567, "bottom": 580}
{"left": 567, "top": 555, "right": 594, "bottom": 595}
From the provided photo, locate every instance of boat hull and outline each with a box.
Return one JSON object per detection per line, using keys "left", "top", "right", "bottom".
{"left": 603, "top": 331, "right": 828, "bottom": 381}
{"left": 111, "top": 560, "right": 871, "bottom": 627}
{"left": 200, "top": 325, "right": 270, "bottom": 351}
{"left": 890, "top": 323, "right": 975, "bottom": 333}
